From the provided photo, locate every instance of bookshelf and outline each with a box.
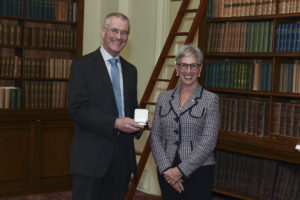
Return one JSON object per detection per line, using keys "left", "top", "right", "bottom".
{"left": 0, "top": 0, "right": 84, "bottom": 197}
{"left": 199, "top": 0, "right": 300, "bottom": 199}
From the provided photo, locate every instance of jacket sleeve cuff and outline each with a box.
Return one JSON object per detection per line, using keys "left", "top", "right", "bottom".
{"left": 161, "top": 167, "right": 172, "bottom": 175}
{"left": 177, "top": 166, "right": 187, "bottom": 178}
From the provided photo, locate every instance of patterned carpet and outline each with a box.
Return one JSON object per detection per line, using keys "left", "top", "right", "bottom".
{"left": 0, "top": 190, "right": 162, "bottom": 200}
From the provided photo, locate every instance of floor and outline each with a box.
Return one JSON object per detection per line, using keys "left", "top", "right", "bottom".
{"left": 0, "top": 190, "right": 162, "bottom": 200}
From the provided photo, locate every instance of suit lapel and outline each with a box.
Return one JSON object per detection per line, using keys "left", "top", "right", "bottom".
{"left": 170, "top": 88, "right": 181, "bottom": 116}
{"left": 120, "top": 57, "right": 130, "bottom": 115}
{"left": 92, "top": 49, "right": 117, "bottom": 107}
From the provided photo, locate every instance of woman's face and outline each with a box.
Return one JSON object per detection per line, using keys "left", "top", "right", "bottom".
{"left": 176, "top": 55, "right": 202, "bottom": 88}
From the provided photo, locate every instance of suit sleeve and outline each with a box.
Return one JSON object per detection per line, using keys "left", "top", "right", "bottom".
{"left": 150, "top": 93, "right": 172, "bottom": 174}
{"left": 177, "top": 94, "right": 220, "bottom": 177}
{"left": 68, "top": 59, "right": 117, "bottom": 138}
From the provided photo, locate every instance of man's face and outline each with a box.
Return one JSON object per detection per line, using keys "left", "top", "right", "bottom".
{"left": 101, "top": 16, "right": 130, "bottom": 57}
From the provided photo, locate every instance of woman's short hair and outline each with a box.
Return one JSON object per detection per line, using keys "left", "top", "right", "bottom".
{"left": 175, "top": 44, "right": 203, "bottom": 64}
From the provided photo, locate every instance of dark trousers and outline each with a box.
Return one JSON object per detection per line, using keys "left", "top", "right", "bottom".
{"left": 72, "top": 135, "right": 132, "bottom": 200}
{"left": 158, "top": 165, "right": 214, "bottom": 200}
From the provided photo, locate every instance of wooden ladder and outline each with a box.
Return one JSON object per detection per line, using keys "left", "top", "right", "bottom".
{"left": 125, "top": 0, "right": 209, "bottom": 199}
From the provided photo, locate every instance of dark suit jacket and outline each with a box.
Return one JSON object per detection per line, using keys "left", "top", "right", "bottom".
{"left": 68, "top": 48, "right": 138, "bottom": 178}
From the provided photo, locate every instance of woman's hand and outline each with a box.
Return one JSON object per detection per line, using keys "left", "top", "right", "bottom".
{"left": 170, "top": 179, "right": 184, "bottom": 193}
{"left": 163, "top": 167, "right": 183, "bottom": 185}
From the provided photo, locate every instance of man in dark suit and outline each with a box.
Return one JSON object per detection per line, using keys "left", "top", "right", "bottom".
{"left": 68, "top": 12, "right": 145, "bottom": 200}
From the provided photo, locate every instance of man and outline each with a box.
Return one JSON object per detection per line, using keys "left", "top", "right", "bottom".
{"left": 68, "top": 12, "right": 145, "bottom": 200}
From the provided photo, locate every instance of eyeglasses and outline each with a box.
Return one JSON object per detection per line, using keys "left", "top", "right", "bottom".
{"left": 177, "top": 63, "right": 201, "bottom": 70}
{"left": 104, "top": 27, "right": 129, "bottom": 37}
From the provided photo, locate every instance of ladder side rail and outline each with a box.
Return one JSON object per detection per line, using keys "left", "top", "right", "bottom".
{"left": 139, "top": 0, "right": 191, "bottom": 108}
{"left": 126, "top": 0, "right": 209, "bottom": 199}
{"left": 168, "top": 0, "right": 209, "bottom": 90}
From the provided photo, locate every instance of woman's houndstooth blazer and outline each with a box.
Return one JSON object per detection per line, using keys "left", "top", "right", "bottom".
{"left": 150, "top": 83, "right": 220, "bottom": 178}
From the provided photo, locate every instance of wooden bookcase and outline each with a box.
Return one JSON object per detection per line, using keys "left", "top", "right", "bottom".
{"left": 0, "top": 0, "right": 84, "bottom": 197}
{"left": 199, "top": 0, "right": 300, "bottom": 199}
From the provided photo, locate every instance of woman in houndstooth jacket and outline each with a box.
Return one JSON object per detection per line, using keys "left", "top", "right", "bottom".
{"left": 150, "top": 44, "right": 220, "bottom": 200}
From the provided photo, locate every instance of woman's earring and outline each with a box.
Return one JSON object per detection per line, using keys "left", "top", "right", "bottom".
{"left": 176, "top": 73, "right": 179, "bottom": 76}
{"left": 198, "top": 74, "right": 201, "bottom": 77}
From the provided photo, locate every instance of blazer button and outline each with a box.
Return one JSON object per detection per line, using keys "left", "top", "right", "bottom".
{"left": 174, "top": 141, "right": 179, "bottom": 146}
{"left": 173, "top": 130, "right": 179, "bottom": 134}
{"left": 173, "top": 117, "right": 179, "bottom": 122}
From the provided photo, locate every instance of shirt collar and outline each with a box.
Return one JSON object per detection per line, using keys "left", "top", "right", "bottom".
{"left": 100, "top": 47, "right": 120, "bottom": 62}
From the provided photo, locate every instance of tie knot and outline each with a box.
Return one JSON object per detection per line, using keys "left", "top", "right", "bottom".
{"left": 109, "top": 58, "right": 118, "bottom": 66}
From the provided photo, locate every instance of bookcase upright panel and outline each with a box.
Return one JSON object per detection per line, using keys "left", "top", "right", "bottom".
{"left": 201, "top": 0, "right": 300, "bottom": 199}
{"left": 0, "top": 0, "right": 84, "bottom": 197}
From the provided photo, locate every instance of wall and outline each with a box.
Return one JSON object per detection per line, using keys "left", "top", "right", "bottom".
{"left": 82, "top": 0, "right": 164, "bottom": 195}
{"left": 83, "top": 0, "right": 160, "bottom": 101}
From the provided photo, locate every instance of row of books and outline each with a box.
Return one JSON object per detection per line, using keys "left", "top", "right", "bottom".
{"left": 0, "top": 56, "right": 22, "bottom": 78}
{"left": 279, "top": 62, "right": 300, "bottom": 93}
{"left": 24, "top": 81, "right": 68, "bottom": 109}
{"left": 0, "top": 56, "right": 72, "bottom": 79}
{"left": 214, "top": 150, "right": 276, "bottom": 199}
{"left": 276, "top": 23, "right": 300, "bottom": 53}
{"left": 0, "top": 23, "right": 22, "bottom": 46}
{"left": 278, "top": 0, "right": 300, "bottom": 14}
{"left": 27, "top": 0, "right": 78, "bottom": 22}
{"left": 271, "top": 161, "right": 300, "bottom": 200}
{"left": 206, "top": 21, "right": 273, "bottom": 53}
{"left": 204, "top": 60, "right": 272, "bottom": 91}
{"left": 0, "top": 23, "right": 77, "bottom": 49}
{"left": 0, "top": 0, "right": 24, "bottom": 17}
{"left": 219, "top": 95, "right": 269, "bottom": 136}
{"left": 0, "top": 0, "right": 78, "bottom": 22}
{"left": 214, "top": 150, "right": 300, "bottom": 200}
{"left": 0, "top": 87, "right": 22, "bottom": 109}
{"left": 272, "top": 102, "right": 300, "bottom": 137}
{"left": 207, "top": 0, "right": 276, "bottom": 18}
{"left": 24, "top": 58, "right": 72, "bottom": 79}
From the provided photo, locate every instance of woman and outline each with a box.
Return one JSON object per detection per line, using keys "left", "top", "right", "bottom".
{"left": 150, "top": 44, "right": 220, "bottom": 200}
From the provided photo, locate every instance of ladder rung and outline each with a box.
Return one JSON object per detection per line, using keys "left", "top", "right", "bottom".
{"left": 183, "top": 9, "right": 197, "bottom": 13}
{"left": 165, "top": 56, "right": 175, "bottom": 58}
{"left": 173, "top": 32, "right": 188, "bottom": 36}
{"left": 135, "top": 151, "right": 142, "bottom": 156}
{"left": 142, "top": 101, "right": 157, "bottom": 105}
{"left": 153, "top": 78, "right": 171, "bottom": 82}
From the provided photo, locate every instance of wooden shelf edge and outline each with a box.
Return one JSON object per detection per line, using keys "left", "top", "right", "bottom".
{"left": 213, "top": 187, "right": 259, "bottom": 200}
{"left": 0, "top": 109, "right": 71, "bottom": 121}
{"left": 205, "top": 53, "right": 300, "bottom": 57}
{"left": 207, "top": 12, "right": 300, "bottom": 22}
{"left": 0, "top": 15, "right": 77, "bottom": 25}
{"left": 216, "top": 131, "right": 300, "bottom": 164}
{"left": 204, "top": 87, "right": 300, "bottom": 98}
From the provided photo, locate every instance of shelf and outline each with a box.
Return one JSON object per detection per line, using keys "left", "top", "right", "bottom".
{"left": 0, "top": 15, "right": 77, "bottom": 25}
{"left": 207, "top": 15, "right": 276, "bottom": 22}
{"left": 204, "top": 53, "right": 300, "bottom": 58}
{"left": 205, "top": 88, "right": 300, "bottom": 98}
{"left": 0, "top": 45, "right": 77, "bottom": 52}
{"left": 213, "top": 187, "right": 257, "bottom": 200}
{"left": 0, "top": 109, "right": 70, "bottom": 121}
{"left": 216, "top": 130, "right": 300, "bottom": 165}
{"left": 207, "top": 12, "right": 300, "bottom": 22}
{"left": 22, "top": 78, "right": 69, "bottom": 81}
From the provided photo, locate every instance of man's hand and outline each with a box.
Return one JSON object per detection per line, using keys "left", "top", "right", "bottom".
{"left": 163, "top": 167, "right": 183, "bottom": 185}
{"left": 115, "top": 117, "right": 145, "bottom": 133}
